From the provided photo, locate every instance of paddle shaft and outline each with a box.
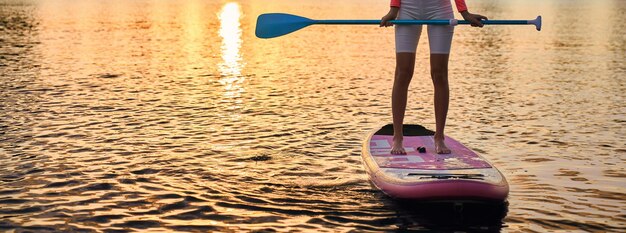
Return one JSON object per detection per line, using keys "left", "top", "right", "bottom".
{"left": 316, "top": 19, "right": 532, "bottom": 26}
{"left": 456, "top": 20, "right": 531, "bottom": 25}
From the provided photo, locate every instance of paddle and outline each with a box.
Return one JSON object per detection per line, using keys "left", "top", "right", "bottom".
{"left": 256, "top": 13, "right": 542, "bottom": 39}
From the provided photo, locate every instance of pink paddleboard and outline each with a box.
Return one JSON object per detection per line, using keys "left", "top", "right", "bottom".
{"left": 361, "top": 124, "right": 509, "bottom": 201}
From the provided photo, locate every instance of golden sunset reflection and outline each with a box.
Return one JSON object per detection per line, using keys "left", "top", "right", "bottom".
{"left": 218, "top": 2, "right": 242, "bottom": 69}
{"left": 218, "top": 2, "right": 244, "bottom": 97}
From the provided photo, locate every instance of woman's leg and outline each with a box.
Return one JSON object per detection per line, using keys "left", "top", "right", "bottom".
{"left": 391, "top": 2, "right": 421, "bottom": 155}
{"left": 391, "top": 52, "right": 417, "bottom": 155}
{"left": 430, "top": 54, "right": 451, "bottom": 154}
{"left": 426, "top": 0, "right": 454, "bottom": 154}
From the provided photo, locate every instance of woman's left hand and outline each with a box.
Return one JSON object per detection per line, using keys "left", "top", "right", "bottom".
{"left": 460, "top": 11, "right": 488, "bottom": 27}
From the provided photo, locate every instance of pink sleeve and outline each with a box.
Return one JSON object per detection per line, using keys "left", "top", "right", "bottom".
{"left": 455, "top": 0, "right": 468, "bottom": 12}
{"left": 390, "top": 0, "right": 400, "bottom": 7}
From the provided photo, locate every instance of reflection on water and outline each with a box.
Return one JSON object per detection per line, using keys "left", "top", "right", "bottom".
{"left": 0, "top": 0, "right": 625, "bottom": 232}
{"left": 218, "top": 2, "right": 245, "bottom": 114}
{"left": 391, "top": 200, "right": 508, "bottom": 231}
{"left": 218, "top": 2, "right": 243, "bottom": 77}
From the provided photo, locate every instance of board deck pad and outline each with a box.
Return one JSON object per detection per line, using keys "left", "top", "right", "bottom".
{"left": 370, "top": 135, "right": 491, "bottom": 170}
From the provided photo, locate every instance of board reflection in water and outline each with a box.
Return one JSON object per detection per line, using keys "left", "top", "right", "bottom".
{"left": 390, "top": 199, "right": 509, "bottom": 231}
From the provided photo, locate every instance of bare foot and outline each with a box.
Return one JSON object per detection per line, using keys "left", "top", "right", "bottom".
{"left": 434, "top": 137, "right": 451, "bottom": 154}
{"left": 390, "top": 137, "right": 406, "bottom": 155}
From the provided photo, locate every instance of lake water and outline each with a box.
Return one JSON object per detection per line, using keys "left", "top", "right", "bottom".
{"left": 1, "top": 0, "right": 624, "bottom": 232}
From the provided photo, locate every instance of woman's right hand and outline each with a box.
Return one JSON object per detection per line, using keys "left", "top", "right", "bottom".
{"left": 460, "top": 11, "right": 488, "bottom": 27}
{"left": 380, "top": 7, "right": 399, "bottom": 27}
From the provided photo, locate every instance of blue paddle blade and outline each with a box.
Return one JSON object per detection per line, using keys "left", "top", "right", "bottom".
{"left": 255, "top": 13, "right": 315, "bottom": 39}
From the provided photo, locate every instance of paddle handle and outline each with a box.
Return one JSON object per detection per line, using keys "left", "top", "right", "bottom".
{"left": 316, "top": 16, "right": 542, "bottom": 31}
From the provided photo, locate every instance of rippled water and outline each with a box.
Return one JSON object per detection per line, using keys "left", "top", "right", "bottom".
{"left": 1, "top": 0, "right": 624, "bottom": 232}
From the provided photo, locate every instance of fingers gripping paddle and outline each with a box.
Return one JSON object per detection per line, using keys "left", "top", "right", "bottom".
{"left": 255, "top": 13, "right": 542, "bottom": 39}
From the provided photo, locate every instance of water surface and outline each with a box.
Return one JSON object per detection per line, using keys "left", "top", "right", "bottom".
{"left": 1, "top": 0, "right": 625, "bottom": 232}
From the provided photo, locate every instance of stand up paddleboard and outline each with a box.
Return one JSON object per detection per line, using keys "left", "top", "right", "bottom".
{"left": 361, "top": 124, "right": 509, "bottom": 201}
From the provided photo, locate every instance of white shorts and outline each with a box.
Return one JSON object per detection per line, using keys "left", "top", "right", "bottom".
{"left": 395, "top": 0, "right": 455, "bottom": 54}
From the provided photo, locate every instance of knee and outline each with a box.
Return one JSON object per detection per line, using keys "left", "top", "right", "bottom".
{"left": 395, "top": 69, "right": 414, "bottom": 84}
{"left": 430, "top": 65, "right": 447, "bottom": 77}
{"left": 430, "top": 67, "right": 448, "bottom": 82}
